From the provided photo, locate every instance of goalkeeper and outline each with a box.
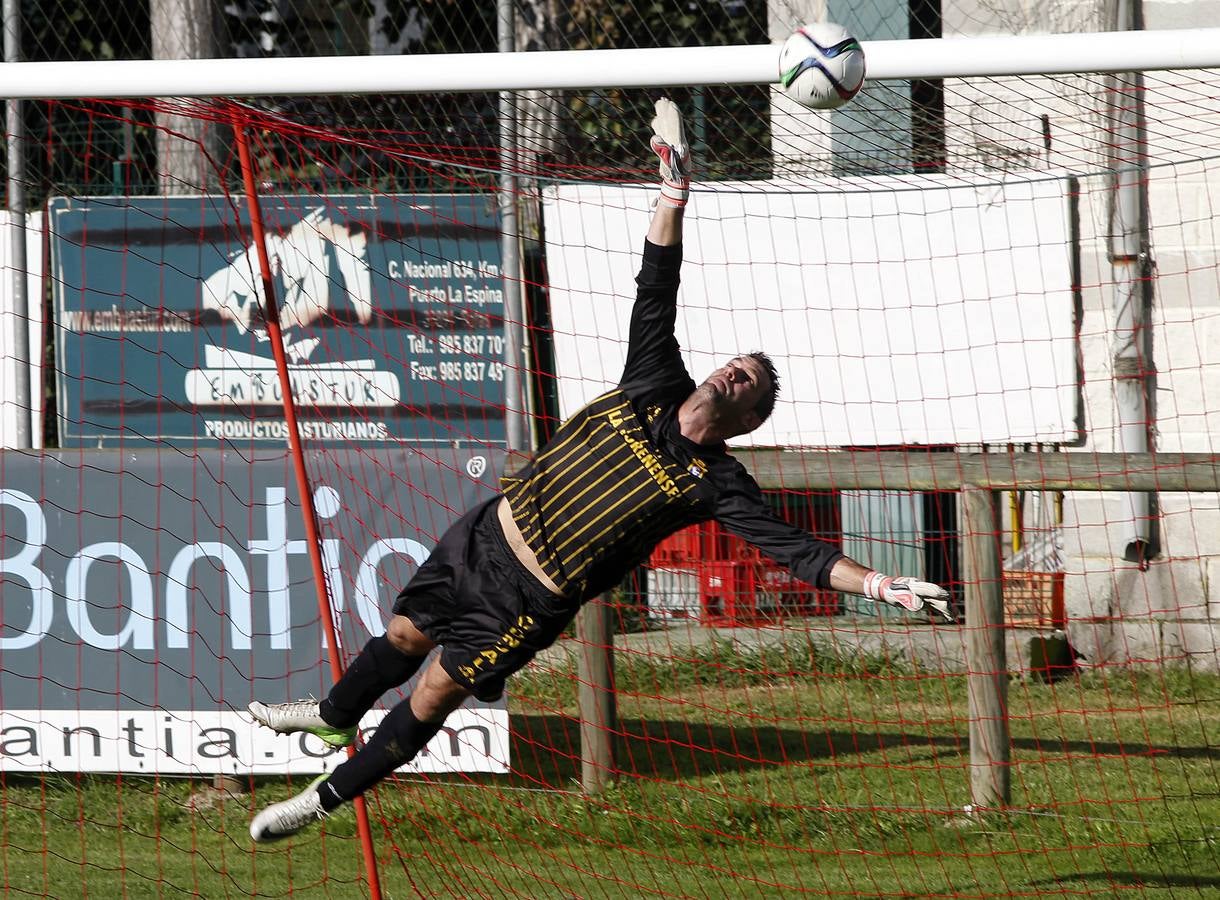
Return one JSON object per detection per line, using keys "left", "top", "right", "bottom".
{"left": 249, "top": 98, "right": 952, "bottom": 842}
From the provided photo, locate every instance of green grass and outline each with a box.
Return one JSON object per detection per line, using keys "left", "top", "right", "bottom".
{"left": 3, "top": 643, "right": 1219, "bottom": 898}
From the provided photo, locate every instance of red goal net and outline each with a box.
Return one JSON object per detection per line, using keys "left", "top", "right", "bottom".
{"left": 2, "top": 9, "right": 1220, "bottom": 899}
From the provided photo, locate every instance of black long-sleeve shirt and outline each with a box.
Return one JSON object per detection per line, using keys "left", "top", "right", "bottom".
{"left": 500, "top": 239, "right": 843, "bottom": 601}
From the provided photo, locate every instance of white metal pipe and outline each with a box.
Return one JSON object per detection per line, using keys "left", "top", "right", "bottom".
{"left": 497, "top": 0, "right": 529, "bottom": 454}
{"left": 3, "top": 0, "right": 29, "bottom": 449}
{"left": 1108, "top": 0, "right": 1153, "bottom": 563}
{"left": 0, "top": 28, "right": 1218, "bottom": 99}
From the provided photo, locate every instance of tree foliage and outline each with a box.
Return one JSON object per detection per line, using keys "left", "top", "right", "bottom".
{"left": 548, "top": 0, "right": 771, "bottom": 181}
{"left": 14, "top": 0, "right": 771, "bottom": 197}
{"left": 18, "top": 0, "right": 154, "bottom": 199}
{"left": 24, "top": 0, "right": 151, "bottom": 61}
{"left": 226, "top": 0, "right": 770, "bottom": 186}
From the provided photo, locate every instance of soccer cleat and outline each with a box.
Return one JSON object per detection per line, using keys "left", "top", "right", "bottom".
{"left": 250, "top": 775, "right": 330, "bottom": 843}
{"left": 248, "top": 699, "right": 357, "bottom": 748}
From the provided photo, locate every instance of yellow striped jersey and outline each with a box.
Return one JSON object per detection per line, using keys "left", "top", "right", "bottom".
{"left": 500, "top": 239, "right": 843, "bottom": 601}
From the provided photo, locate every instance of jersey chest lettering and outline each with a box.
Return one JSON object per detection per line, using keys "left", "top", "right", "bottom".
{"left": 603, "top": 401, "right": 683, "bottom": 499}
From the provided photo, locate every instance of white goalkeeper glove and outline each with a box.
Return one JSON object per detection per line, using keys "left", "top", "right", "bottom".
{"left": 862, "top": 571, "right": 954, "bottom": 622}
{"left": 649, "top": 97, "right": 691, "bottom": 208}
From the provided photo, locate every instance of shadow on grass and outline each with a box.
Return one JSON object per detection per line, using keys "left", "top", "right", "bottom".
{"left": 503, "top": 713, "right": 1220, "bottom": 787}
{"left": 1029, "top": 871, "right": 1220, "bottom": 890}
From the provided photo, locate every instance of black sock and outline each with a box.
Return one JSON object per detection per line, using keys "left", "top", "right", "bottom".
{"left": 318, "top": 699, "right": 445, "bottom": 809}
{"left": 319, "top": 635, "right": 426, "bottom": 729}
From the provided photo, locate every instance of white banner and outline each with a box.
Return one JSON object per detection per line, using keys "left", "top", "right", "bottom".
{"left": 544, "top": 177, "right": 1077, "bottom": 447}
{"left": 0, "top": 707, "right": 510, "bottom": 775}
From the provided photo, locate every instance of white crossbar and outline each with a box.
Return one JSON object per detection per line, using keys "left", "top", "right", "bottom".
{"left": 0, "top": 28, "right": 1217, "bottom": 99}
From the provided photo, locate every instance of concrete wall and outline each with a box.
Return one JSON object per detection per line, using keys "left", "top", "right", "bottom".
{"left": 1064, "top": 161, "right": 1220, "bottom": 669}
{"left": 767, "top": 0, "right": 1220, "bottom": 668}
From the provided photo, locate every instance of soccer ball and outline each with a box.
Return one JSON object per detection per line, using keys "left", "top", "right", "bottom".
{"left": 778, "top": 22, "right": 866, "bottom": 110}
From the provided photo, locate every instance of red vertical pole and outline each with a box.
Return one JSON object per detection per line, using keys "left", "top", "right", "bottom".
{"left": 233, "top": 115, "right": 383, "bottom": 900}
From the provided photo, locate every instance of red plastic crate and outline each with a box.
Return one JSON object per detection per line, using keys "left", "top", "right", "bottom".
{"left": 699, "top": 561, "right": 776, "bottom": 627}
{"left": 651, "top": 520, "right": 762, "bottom": 568}
{"left": 751, "top": 564, "right": 839, "bottom": 617}
{"left": 651, "top": 519, "right": 840, "bottom": 627}
{"left": 1004, "top": 570, "right": 1065, "bottom": 628}
{"left": 651, "top": 522, "right": 711, "bottom": 567}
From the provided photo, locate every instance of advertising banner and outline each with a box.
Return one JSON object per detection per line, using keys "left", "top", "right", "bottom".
{"left": 50, "top": 194, "right": 505, "bottom": 448}
{"left": 0, "top": 447, "right": 509, "bottom": 775}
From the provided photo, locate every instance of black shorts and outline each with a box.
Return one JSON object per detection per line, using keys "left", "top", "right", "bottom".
{"left": 393, "top": 496, "right": 580, "bottom": 702}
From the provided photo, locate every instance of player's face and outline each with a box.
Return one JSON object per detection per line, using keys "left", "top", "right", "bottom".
{"left": 699, "top": 356, "right": 771, "bottom": 430}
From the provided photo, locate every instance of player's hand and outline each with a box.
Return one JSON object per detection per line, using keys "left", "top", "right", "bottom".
{"left": 863, "top": 571, "right": 954, "bottom": 621}
{"left": 649, "top": 97, "right": 691, "bottom": 207}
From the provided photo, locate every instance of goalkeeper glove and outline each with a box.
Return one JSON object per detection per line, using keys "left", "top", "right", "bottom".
{"left": 649, "top": 97, "right": 691, "bottom": 208}
{"left": 862, "top": 571, "right": 955, "bottom": 622}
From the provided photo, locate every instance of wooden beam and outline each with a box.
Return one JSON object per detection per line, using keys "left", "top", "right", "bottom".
{"left": 729, "top": 450, "right": 1220, "bottom": 492}
{"left": 505, "top": 450, "right": 1220, "bottom": 490}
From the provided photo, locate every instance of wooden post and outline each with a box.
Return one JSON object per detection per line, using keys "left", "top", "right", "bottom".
{"left": 212, "top": 774, "right": 243, "bottom": 795}
{"left": 576, "top": 595, "right": 615, "bottom": 794}
{"left": 961, "top": 485, "right": 1010, "bottom": 810}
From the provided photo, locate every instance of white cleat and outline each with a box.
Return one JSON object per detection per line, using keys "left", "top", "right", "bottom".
{"left": 250, "top": 775, "right": 330, "bottom": 843}
{"left": 248, "top": 699, "right": 357, "bottom": 748}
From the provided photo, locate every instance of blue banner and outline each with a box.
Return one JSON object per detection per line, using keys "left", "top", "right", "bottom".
{"left": 51, "top": 194, "right": 506, "bottom": 447}
{"left": 0, "top": 447, "right": 509, "bottom": 775}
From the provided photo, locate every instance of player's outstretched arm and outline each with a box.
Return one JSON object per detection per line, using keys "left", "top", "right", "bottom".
{"left": 827, "top": 556, "right": 955, "bottom": 621}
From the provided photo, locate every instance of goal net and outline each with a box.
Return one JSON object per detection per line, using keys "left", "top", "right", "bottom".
{"left": 2, "top": 4, "right": 1219, "bottom": 897}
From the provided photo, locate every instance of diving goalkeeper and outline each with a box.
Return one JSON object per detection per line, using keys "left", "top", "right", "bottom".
{"left": 248, "top": 98, "right": 952, "bottom": 842}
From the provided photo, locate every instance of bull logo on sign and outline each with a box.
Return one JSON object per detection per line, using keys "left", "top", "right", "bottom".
{"left": 187, "top": 206, "right": 401, "bottom": 414}
{"left": 200, "top": 207, "right": 373, "bottom": 363}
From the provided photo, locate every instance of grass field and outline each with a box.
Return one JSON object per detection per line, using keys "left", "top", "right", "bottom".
{"left": 3, "top": 642, "right": 1219, "bottom": 898}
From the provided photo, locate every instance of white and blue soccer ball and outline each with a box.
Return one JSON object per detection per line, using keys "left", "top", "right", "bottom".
{"left": 779, "top": 22, "right": 866, "bottom": 110}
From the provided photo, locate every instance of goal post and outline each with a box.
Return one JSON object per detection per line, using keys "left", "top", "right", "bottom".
{"left": 0, "top": 27, "right": 1217, "bottom": 98}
